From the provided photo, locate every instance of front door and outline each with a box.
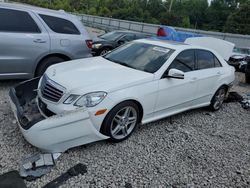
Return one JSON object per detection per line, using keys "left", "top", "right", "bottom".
{"left": 0, "top": 8, "right": 49, "bottom": 79}
{"left": 154, "top": 50, "right": 198, "bottom": 118}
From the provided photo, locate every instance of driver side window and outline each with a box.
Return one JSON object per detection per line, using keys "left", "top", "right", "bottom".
{"left": 168, "top": 50, "right": 195, "bottom": 72}
{"left": 121, "top": 34, "right": 135, "bottom": 42}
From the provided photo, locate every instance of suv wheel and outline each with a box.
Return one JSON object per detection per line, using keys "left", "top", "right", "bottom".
{"left": 36, "top": 56, "right": 66, "bottom": 76}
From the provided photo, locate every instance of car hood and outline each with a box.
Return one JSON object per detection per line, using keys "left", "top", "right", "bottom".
{"left": 45, "top": 57, "right": 154, "bottom": 94}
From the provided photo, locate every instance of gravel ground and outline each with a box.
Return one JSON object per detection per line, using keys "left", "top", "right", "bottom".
{"left": 0, "top": 72, "right": 250, "bottom": 188}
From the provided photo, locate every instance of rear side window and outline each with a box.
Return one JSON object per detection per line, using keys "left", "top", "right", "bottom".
{"left": 135, "top": 34, "right": 150, "bottom": 39}
{"left": 40, "top": 14, "right": 80, "bottom": 35}
{"left": 168, "top": 50, "right": 195, "bottom": 72}
{"left": 196, "top": 50, "right": 222, "bottom": 69}
{"left": 0, "top": 8, "right": 40, "bottom": 33}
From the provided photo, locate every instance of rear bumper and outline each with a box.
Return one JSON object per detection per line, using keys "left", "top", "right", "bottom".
{"left": 91, "top": 49, "right": 99, "bottom": 56}
{"left": 9, "top": 78, "right": 108, "bottom": 153}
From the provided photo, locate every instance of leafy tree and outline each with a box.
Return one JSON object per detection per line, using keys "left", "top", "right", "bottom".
{"left": 13, "top": 0, "right": 250, "bottom": 34}
{"left": 224, "top": 0, "right": 250, "bottom": 34}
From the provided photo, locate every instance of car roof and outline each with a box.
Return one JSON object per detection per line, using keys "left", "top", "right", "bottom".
{"left": 112, "top": 30, "right": 149, "bottom": 35}
{"left": 0, "top": 2, "right": 69, "bottom": 17}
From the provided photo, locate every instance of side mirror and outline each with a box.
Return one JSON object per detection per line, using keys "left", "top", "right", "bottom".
{"left": 166, "top": 69, "right": 185, "bottom": 79}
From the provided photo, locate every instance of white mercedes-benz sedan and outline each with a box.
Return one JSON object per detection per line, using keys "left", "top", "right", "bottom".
{"left": 10, "top": 38, "right": 235, "bottom": 153}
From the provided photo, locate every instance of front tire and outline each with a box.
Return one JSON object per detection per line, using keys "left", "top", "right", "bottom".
{"left": 101, "top": 101, "right": 140, "bottom": 142}
{"left": 210, "top": 87, "right": 226, "bottom": 111}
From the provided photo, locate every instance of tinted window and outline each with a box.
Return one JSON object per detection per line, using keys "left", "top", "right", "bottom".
{"left": 121, "top": 34, "right": 135, "bottom": 42}
{"left": 40, "top": 14, "right": 80, "bottom": 34}
{"left": 135, "top": 34, "right": 150, "bottom": 39}
{"left": 196, "top": 50, "right": 214, "bottom": 69}
{"left": 168, "top": 50, "right": 195, "bottom": 72}
{"left": 196, "top": 50, "right": 221, "bottom": 69}
{"left": 214, "top": 56, "right": 222, "bottom": 67}
{"left": 0, "top": 8, "right": 40, "bottom": 33}
{"left": 99, "top": 31, "right": 123, "bottom": 41}
{"left": 104, "top": 42, "right": 174, "bottom": 73}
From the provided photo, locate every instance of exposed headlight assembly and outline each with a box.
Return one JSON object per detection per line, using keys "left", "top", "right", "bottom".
{"left": 75, "top": 92, "right": 107, "bottom": 107}
{"left": 68, "top": 92, "right": 107, "bottom": 107}
{"left": 93, "top": 43, "right": 102, "bottom": 49}
{"left": 64, "top": 92, "right": 107, "bottom": 107}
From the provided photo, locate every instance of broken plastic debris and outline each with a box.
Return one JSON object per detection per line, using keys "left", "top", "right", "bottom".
{"left": 43, "top": 163, "right": 87, "bottom": 188}
{"left": 20, "top": 153, "right": 61, "bottom": 179}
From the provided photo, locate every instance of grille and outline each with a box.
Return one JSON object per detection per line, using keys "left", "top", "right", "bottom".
{"left": 40, "top": 75, "right": 64, "bottom": 102}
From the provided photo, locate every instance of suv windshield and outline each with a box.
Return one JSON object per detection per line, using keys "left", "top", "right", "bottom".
{"left": 99, "top": 31, "right": 123, "bottom": 41}
{"left": 104, "top": 42, "right": 174, "bottom": 73}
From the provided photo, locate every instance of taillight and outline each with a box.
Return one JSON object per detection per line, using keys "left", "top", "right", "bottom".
{"left": 85, "top": 40, "right": 93, "bottom": 48}
{"left": 157, "top": 28, "right": 167, "bottom": 37}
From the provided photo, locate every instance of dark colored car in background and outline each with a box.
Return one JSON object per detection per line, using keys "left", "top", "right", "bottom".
{"left": 228, "top": 47, "right": 250, "bottom": 72}
{"left": 246, "top": 60, "right": 250, "bottom": 83}
{"left": 91, "top": 30, "right": 151, "bottom": 56}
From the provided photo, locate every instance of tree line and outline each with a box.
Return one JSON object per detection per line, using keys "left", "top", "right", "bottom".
{"left": 15, "top": 0, "right": 250, "bottom": 35}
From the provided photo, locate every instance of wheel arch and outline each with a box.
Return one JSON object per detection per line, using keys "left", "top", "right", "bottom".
{"left": 100, "top": 99, "right": 144, "bottom": 137}
{"left": 101, "top": 45, "right": 114, "bottom": 50}
{"left": 34, "top": 53, "right": 71, "bottom": 76}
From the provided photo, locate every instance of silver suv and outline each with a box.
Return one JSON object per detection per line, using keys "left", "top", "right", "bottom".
{"left": 0, "top": 3, "right": 92, "bottom": 79}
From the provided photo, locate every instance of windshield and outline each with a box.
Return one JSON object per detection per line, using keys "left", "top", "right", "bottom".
{"left": 99, "top": 31, "right": 123, "bottom": 41}
{"left": 104, "top": 42, "right": 174, "bottom": 73}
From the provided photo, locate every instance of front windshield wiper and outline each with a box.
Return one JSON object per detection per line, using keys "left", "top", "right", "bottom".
{"left": 117, "top": 62, "right": 134, "bottom": 69}
{"left": 103, "top": 57, "right": 135, "bottom": 69}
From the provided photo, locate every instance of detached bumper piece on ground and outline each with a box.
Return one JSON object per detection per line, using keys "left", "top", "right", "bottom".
{"left": 9, "top": 78, "right": 108, "bottom": 153}
{"left": 20, "top": 153, "right": 61, "bottom": 180}
{"left": 0, "top": 163, "right": 87, "bottom": 187}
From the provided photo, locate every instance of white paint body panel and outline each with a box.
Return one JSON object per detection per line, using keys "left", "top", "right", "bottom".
{"left": 12, "top": 39, "right": 235, "bottom": 152}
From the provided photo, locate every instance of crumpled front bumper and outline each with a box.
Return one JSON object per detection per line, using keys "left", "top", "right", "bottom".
{"left": 9, "top": 78, "right": 109, "bottom": 153}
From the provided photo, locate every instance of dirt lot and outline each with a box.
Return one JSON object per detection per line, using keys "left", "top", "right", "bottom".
{"left": 0, "top": 72, "right": 250, "bottom": 188}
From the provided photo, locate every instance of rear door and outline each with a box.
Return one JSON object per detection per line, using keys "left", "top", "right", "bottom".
{"left": 193, "top": 49, "right": 224, "bottom": 105}
{"left": 38, "top": 14, "right": 91, "bottom": 59}
{"left": 0, "top": 7, "right": 50, "bottom": 79}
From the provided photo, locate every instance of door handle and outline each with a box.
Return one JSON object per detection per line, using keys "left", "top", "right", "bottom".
{"left": 33, "top": 39, "right": 46, "bottom": 43}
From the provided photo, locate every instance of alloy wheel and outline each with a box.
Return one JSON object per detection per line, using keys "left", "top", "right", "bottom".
{"left": 110, "top": 106, "right": 137, "bottom": 140}
{"left": 100, "top": 49, "right": 109, "bottom": 56}
{"left": 213, "top": 88, "right": 225, "bottom": 110}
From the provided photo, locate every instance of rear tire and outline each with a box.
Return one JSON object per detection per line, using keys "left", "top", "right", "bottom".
{"left": 99, "top": 48, "right": 111, "bottom": 56}
{"left": 35, "top": 56, "right": 66, "bottom": 76}
{"left": 101, "top": 101, "right": 140, "bottom": 143}
{"left": 210, "top": 87, "right": 226, "bottom": 111}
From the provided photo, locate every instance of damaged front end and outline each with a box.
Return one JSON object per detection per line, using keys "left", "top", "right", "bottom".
{"left": 9, "top": 78, "right": 108, "bottom": 153}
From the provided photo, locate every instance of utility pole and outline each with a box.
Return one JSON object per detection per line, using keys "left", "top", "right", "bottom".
{"left": 169, "top": 0, "right": 174, "bottom": 12}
